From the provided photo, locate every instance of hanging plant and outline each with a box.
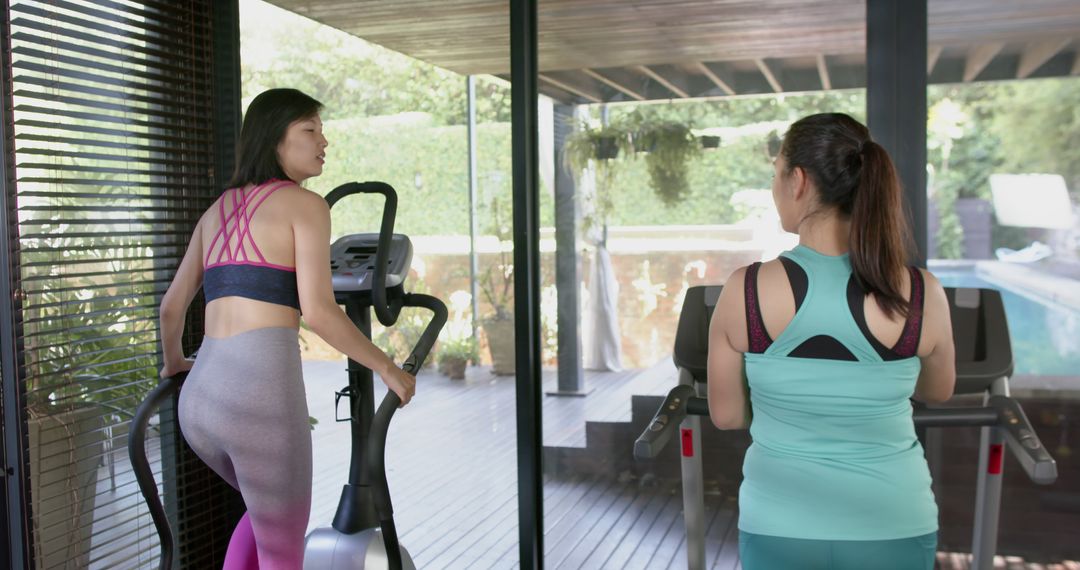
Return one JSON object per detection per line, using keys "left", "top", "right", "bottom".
{"left": 765, "top": 129, "right": 782, "bottom": 160}
{"left": 700, "top": 135, "right": 721, "bottom": 149}
{"left": 563, "top": 123, "right": 632, "bottom": 172}
{"left": 635, "top": 121, "right": 701, "bottom": 206}
{"left": 563, "top": 122, "right": 633, "bottom": 231}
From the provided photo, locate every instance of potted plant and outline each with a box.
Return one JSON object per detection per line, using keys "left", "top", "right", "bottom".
{"left": 23, "top": 268, "right": 136, "bottom": 568}
{"left": 477, "top": 194, "right": 517, "bottom": 375}
{"left": 437, "top": 336, "right": 478, "bottom": 380}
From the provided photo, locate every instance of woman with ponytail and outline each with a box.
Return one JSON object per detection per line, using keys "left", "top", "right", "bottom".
{"left": 706, "top": 113, "right": 956, "bottom": 569}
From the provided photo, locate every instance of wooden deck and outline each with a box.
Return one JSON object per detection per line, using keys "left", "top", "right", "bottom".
{"left": 302, "top": 357, "right": 745, "bottom": 569}
{"left": 90, "top": 359, "right": 745, "bottom": 569}
{"left": 89, "top": 358, "right": 1080, "bottom": 569}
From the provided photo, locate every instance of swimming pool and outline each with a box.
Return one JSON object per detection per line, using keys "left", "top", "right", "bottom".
{"left": 932, "top": 267, "right": 1080, "bottom": 378}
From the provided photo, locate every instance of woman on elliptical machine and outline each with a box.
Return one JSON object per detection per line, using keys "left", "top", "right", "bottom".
{"left": 158, "top": 88, "right": 416, "bottom": 570}
{"left": 706, "top": 113, "right": 956, "bottom": 569}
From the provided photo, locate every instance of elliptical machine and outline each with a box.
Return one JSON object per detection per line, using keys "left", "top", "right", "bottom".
{"left": 635, "top": 285, "right": 1058, "bottom": 570}
{"left": 127, "top": 181, "right": 446, "bottom": 570}
{"left": 303, "top": 181, "right": 446, "bottom": 570}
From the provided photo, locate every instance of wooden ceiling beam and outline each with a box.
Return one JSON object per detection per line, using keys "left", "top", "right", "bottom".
{"left": 538, "top": 73, "right": 603, "bottom": 103}
{"left": 634, "top": 65, "right": 690, "bottom": 98}
{"left": 816, "top": 54, "right": 831, "bottom": 90}
{"left": 581, "top": 68, "right": 646, "bottom": 101}
{"left": 694, "top": 61, "right": 735, "bottom": 96}
{"left": 1017, "top": 38, "right": 1072, "bottom": 78}
{"left": 927, "top": 45, "right": 943, "bottom": 75}
{"left": 755, "top": 58, "right": 782, "bottom": 93}
{"left": 964, "top": 43, "right": 1003, "bottom": 82}
{"left": 262, "top": 0, "right": 1080, "bottom": 79}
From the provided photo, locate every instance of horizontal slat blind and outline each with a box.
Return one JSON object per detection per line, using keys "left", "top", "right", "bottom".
{"left": 7, "top": 0, "right": 233, "bottom": 568}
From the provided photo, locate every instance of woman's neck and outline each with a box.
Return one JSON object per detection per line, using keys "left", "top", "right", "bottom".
{"left": 797, "top": 213, "right": 850, "bottom": 255}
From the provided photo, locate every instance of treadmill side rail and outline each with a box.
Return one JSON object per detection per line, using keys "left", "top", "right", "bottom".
{"left": 989, "top": 395, "right": 1058, "bottom": 485}
{"left": 634, "top": 383, "right": 695, "bottom": 459}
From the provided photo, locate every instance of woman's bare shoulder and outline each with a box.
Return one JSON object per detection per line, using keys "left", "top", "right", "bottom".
{"left": 272, "top": 184, "right": 329, "bottom": 213}
{"left": 918, "top": 268, "right": 950, "bottom": 318}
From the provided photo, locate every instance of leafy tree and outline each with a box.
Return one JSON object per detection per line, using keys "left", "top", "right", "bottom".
{"left": 239, "top": 0, "right": 1079, "bottom": 253}
{"left": 240, "top": 0, "right": 510, "bottom": 124}
{"left": 989, "top": 78, "right": 1080, "bottom": 195}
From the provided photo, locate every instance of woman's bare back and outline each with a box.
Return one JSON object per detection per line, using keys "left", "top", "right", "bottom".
{"left": 199, "top": 182, "right": 304, "bottom": 338}
{"left": 751, "top": 257, "right": 936, "bottom": 358}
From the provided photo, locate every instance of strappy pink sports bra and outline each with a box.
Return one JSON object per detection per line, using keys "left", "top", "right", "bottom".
{"left": 202, "top": 179, "right": 300, "bottom": 310}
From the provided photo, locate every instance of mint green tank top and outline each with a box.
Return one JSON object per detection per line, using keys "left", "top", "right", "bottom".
{"left": 738, "top": 245, "right": 938, "bottom": 540}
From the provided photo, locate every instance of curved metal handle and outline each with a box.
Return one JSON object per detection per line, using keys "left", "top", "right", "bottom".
{"left": 325, "top": 181, "right": 402, "bottom": 326}
{"left": 989, "top": 396, "right": 1058, "bottom": 485}
{"left": 634, "top": 384, "right": 696, "bottom": 459}
{"left": 366, "top": 293, "right": 448, "bottom": 569}
{"left": 912, "top": 399, "right": 1057, "bottom": 485}
{"left": 127, "top": 373, "right": 186, "bottom": 570}
{"left": 367, "top": 293, "right": 449, "bottom": 507}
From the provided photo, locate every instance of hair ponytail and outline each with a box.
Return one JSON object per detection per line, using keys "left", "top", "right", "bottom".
{"left": 849, "top": 141, "right": 912, "bottom": 318}
{"left": 780, "top": 113, "right": 914, "bottom": 319}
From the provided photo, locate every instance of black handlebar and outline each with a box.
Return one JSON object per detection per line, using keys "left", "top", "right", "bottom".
{"left": 633, "top": 384, "right": 695, "bottom": 459}
{"left": 634, "top": 387, "right": 1058, "bottom": 485}
{"left": 127, "top": 373, "right": 186, "bottom": 570}
{"left": 325, "top": 181, "right": 403, "bottom": 327}
{"left": 366, "top": 293, "right": 448, "bottom": 570}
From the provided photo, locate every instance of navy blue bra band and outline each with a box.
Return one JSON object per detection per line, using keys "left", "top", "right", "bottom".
{"left": 204, "top": 264, "right": 300, "bottom": 310}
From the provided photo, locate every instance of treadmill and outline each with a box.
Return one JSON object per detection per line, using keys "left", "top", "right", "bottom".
{"left": 635, "top": 285, "right": 1058, "bottom": 570}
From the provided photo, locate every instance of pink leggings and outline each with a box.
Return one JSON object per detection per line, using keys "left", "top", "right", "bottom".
{"left": 179, "top": 328, "right": 312, "bottom": 569}
{"left": 224, "top": 513, "right": 259, "bottom": 570}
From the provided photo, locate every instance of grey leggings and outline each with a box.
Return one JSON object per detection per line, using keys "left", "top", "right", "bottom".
{"left": 178, "top": 327, "right": 311, "bottom": 569}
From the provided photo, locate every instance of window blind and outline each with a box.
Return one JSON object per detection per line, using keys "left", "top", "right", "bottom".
{"left": 4, "top": 0, "right": 241, "bottom": 567}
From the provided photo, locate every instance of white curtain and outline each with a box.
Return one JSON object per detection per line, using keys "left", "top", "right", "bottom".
{"left": 585, "top": 241, "right": 623, "bottom": 371}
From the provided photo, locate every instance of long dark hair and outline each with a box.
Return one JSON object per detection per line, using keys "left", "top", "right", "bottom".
{"left": 779, "top": 113, "right": 913, "bottom": 318}
{"left": 227, "top": 88, "right": 323, "bottom": 188}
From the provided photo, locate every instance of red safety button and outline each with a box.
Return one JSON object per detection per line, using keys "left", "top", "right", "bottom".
{"left": 681, "top": 428, "right": 694, "bottom": 457}
{"left": 987, "top": 443, "right": 1004, "bottom": 475}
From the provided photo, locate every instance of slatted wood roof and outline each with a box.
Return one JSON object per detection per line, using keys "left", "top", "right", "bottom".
{"left": 269, "top": 0, "right": 1080, "bottom": 103}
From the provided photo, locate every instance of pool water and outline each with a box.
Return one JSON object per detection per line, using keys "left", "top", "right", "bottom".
{"left": 933, "top": 269, "right": 1080, "bottom": 377}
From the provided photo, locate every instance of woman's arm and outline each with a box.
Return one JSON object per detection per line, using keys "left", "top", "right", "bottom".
{"left": 291, "top": 189, "right": 416, "bottom": 405}
{"left": 159, "top": 220, "right": 205, "bottom": 377}
{"left": 707, "top": 267, "right": 751, "bottom": 430}
{"left": 913, "top": 270, "right": 956, "bottom": 403}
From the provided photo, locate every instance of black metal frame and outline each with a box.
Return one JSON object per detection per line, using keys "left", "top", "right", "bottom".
{"left": 867, "top": 0, "right": 929, "bottom": 266}
{"left": 510, "top": 0, "right": 543, "bottom": 567}
{"left": 0, "top": 4, "right": 31, "bottom": 567}
{"left": 507, "top": 2, "right": 935, "bottom": 567}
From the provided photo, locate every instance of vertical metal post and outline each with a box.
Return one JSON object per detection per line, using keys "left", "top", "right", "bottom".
{"left": 680, "top": 369, "right": 706, "bottom": 570}
{"left": 467, "top": 76, "right": 481, "bottom": 342}
{"left": 510, "top": 0, "right": 543, "bottom": 568}
{"left": 0, "top": 5, "right": 31, "bottom": 566}
{"left": 550, "top": 104, "right": 585, "bottom": 395}
{"left": 866, "top": 0, "right": 932, "bottom": 473}
{"left": 972, "top": 377, "right": 1009, "bottom": 570}
{"left": 866, "top": 0, "right": 929, "bottom": 267}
